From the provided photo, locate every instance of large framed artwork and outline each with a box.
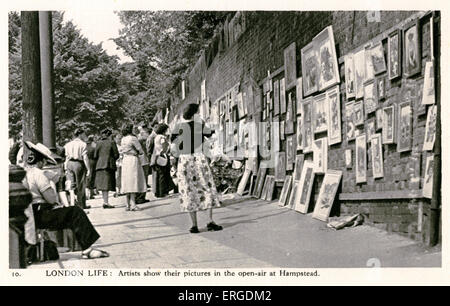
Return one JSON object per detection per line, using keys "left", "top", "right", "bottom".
{"left": 364, "top": 45, "right": 375, "bottom": 83}
{"left": 327, "top": 85, "right": 342, "bottom": 145}
{"left": 354, "top": 48, "right": 366, "bottom": 99}
{"left": 280, "top": 78, "right": 286, "bottom": 114}
{"left": 252, "top": 167, "right": 267, "bottom": 198}
{"left": 397, "top": 102, "right": 412, "bottom": 152}
{"left": 388, "top": 29, "right": 402, "bottom": 80}
{"left": 285, "top": 92, "right": 295, "bottom": 134}
{"left": 345, "top": 101, "right": 356, "bottom": 141}
{"left": 301, "top": 41, "right": 319, "bottom": 97}
{"left": 363, "top": 80, "right": 377, "bottom": 115}
{"left": 422, "top": 61, "right": 435, "bottom": 105}
{"left": 294, "top": 160, "right": 315, "bottom": 214}
{"left": 312, "top": 170, "right": 342, "bottom": 222}
{"left": 371, "top": 42, "right": 387, "bottom": 75}
{"left": 382, "top": 105, "right": 396, "bottom": 144}
{"left": 302, "top": 97, "right": 314, "bottom": 153}
{"left": 293, "top": 154, "right": 305, "bottom": 181}
{"left": 353, "top": 100, "right": 364, "bottom": 127}
{"left": 313, "top": 137, "right": 328, "bottom": 174}
{"left": 287, "top": 180, "right": 299, "bottom": 210}
{"left": 403, "top": 20, "right": 421, "bottom": 78}
{"left": 278, "top": 175, "right": 292, "bottom": 207}
{"left": 314, "top": 25, "right": 340, "bottom": 91}
{"left": 284, "top": 42, "right": 297, "bottom": 91}
{"left": 237, "top": 169, "right": 252, "bottom": 196}
{"left": 344, "top": 53, "right": 356, "bottom": 99}
{"left": 371, "top": 133, "right": 384, "bottom": 178}
{"left": 275, "top": 151, "right": 286, "bottom": 182}
{"left": 296, "top": 115, "right": 303, "bottom": 150}
{"left": 423, "top": 155, "right": 434, "bottom": 199}
{"left": 355, "top": 134, "right": 367, "bottom": 183}
{"left": 286, "top": 135, "right": 296, "bottom": 171}
{"left": 423, "top": 105, "right": 437, "bottom": 151}
{"left": 296, "top": 77, "right": 303, "bottom": 114}
{"left": 312, "top": 93, "right": 328, "bottom": 134}
{"left": 274, "top": 79, "right": 280, "bottom": 115}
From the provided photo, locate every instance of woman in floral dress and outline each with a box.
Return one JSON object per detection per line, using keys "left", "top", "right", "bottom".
{"left": 171, "top": 103, "right": 222, "bottom": 233}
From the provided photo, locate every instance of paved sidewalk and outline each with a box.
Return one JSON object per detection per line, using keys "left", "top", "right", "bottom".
{"left": 29, "top": 191, "right": 441, "bottom": 269}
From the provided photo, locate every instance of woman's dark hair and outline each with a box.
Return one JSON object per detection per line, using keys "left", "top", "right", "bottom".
{"left": 121, "top": 124, "right": 134, "bottom": 136}
{"left": 101, "top": 128, "right": 112, "bottom": 137}
{"left": 27, "top": 151, "right": 45, "bottom": 165}
{"left": 183, "top": 103, "right": 199, "bottom": 120}
{"left": 155, "top": 123, "right": 169, "bottom": 135}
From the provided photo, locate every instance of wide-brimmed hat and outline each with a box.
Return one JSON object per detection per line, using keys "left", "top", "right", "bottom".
{"left": 24, "top": 141, "right": 59, "bottom": 165}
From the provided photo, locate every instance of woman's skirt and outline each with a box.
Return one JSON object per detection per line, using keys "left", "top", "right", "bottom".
{"left": 87, "top": 159, "right": 96, "bottom": 189}
{"left": 95, "top": 169, "right": 116, "bottom": 191}
{"left": 177, "top": 153, "right": 221, "bottom": 212}
{"left": 121, "top": 155, "right": 146, "bottom": 193}
{"left": 153, "top": 162, "right": 175, "bottom": 198}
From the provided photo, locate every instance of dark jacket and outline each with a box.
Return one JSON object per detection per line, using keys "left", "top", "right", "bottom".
{"left": 94, "top": 138, "right": 119, "bottom": 171}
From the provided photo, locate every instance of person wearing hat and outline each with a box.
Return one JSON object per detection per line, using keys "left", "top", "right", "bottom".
{"left": 64, "top": 128, "right": 91, "bottom": 209}
{"left": 94, "top": 128, "right": 119, "bottom": 208}
{"left": 22, "top": 141, "right": 109, "bottom": 259}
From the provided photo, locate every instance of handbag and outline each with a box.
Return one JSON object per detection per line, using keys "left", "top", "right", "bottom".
{"left": 156, "top": 153, "right": 168, "bottom": 167}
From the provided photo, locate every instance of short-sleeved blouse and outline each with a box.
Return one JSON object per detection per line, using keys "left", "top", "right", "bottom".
{"left": 120, "top": 135, "right": 144, "bottom": 156}
{"left": 170, "top": 119, "right": 213, "bottom": 154}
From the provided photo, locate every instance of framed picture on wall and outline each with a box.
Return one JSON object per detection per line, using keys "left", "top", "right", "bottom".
{"left": 296, "top": 77, "right": 303, "bottom": 114}
{"left": 301, "top": 41, "right": 319, "bottom": 97}
{"left": 272, "top": 119, "right": 280, "bottom": 153}
{"left": 423, "top": 105, "right": 437, "bottom": 151}
{"left": 355, "top": 134, "right": 367, "bottom": 183}
{"left": 312, "top": 170, "right": 343, "bottom": 222}
{"left": 293, "top": 154, "right": 305, "bottom": 181}
{"left": 345, "top": 149, "right": 352, "bottom": 168}
{"left": 327, "top": 85, "right": 342, "bottom": 145}
{"left": 345, "top": 101, "right": 356, "bottom": 141}
{"left": 377, "top": 77, "right": 386, "bottom": 100}
{"left": 314, "top": 25, "right": 340, "bottom": 91}
{"left": 364, "top": 44, "right": 375, "bottom": 83}
{"left": 376, "top": 108, "right": 383, "bottom": 131}
{"left": 296, "top": 115, "right": 303, "bottom": 150}
{"left": 280, "top": 121, "right": 285, "bottom": 140}
{"left": 287, "top": 180, "right": 299, "bottom": 210}
{"left": 397, "top": 102, "right": 412, "bottom": 152}
{"left": 422, "top": 61, "right": 435, "bottom": 105}
{"left": 237, "top": 92, "right": 245, "bottom": 119}
{"left": 423, "top": 155, "right": 434, "bottom": 199}
{"left": 313, "top": 137, "right": 328, "bottom": 174}
{"left": 371, "top": 42, "right": 387, "bottom": 75}
{"left": 363, "top": 80, "right": 377, "bottom": 115}
{"left": 286, "top": 135, "right": 296, "bottom": 171}
{"left": 280, "top": 78, "right": 286, "bottom": 114}
{"left": 366, "top": 118, "right": 376, "bottom": 143}
{"left": 312, "top": 93, "right": 328, "bottom": 134}
{"left": 274, "top": 79, "right": 280, "bottom": 115}
{"left": 344, "top": 53, "right": 356, "bottom": 99}
{"left": 294, "top": 160, "right": 315, "bottom": 214}
{"left": 354, "top": 48, "right": 366, "bottom": 99}
{"left": 284, "top": 42, "right": 297, "bottom": 91}
{"left": 382, "top": 105, "right": 396, "bottom": 144}
{"left": 302, "top": 97, "right": 314, "bottom": 153}
{"left": 285, "top": 92, "right": 295, "bottom": 134}
{"left": 353, "top": 100, "right": 364, "bottom": 127}
{"left": 278, "top": 175, "right": 292, "bottom": 207}
{"left": 275, "top": 151, "right": 286, "bottom": 182}
{"left": 388, "top": 29, "right": 402, "bottom": 80}
{"left": 403, "top": 20, "right": 421, "bottom": 77}
{"left": 371, "top": 133, "right": 384, "bottom": 178}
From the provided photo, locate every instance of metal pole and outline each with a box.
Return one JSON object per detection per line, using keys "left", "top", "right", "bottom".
{"left": 39, "top": 11, "right": 56, "bottom": 150}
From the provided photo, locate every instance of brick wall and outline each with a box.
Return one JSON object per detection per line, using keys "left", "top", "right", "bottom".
{"left": 172, "top": 11, "right": 439, "bottom": 242}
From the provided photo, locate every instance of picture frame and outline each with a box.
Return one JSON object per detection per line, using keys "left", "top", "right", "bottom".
{"left": 377, "top": 76, "right": 386, "bottom": 100}
{"left": 364, "top": 44, "right": 375, "bottom": 83}
{"left": 280, "top": 121, "right": 285, "bottom": 140}
{"left": 237, "top": 169, "right": 252, "bottom": 196}
{"left": 326, "top": 85, "right": 342, "bottom": 145}
{"left": 345, "top": 101, "right": 356, "bottom": 141}
{"left": 371, "top": 133, "right": 384, "bottom": 178}
{"left": 355, "top": 134, "right": 367, "bottom": 183}
{"left": 354, "top": 48, "right": 366, "bottom": 99}
{"left": 315, "top": 25, "right": 340, "bottom": 91}
{"left": 423, "top": 105, "right": 437, "bottom": 151}
{"left": 275, "top": 151, "right": 286, "bottom": 182}
{"left": 287, "top": 180, "right": 299, "bottom": 210}
{"left": 274, "top": 79, "right": 280, "bottom": 115}
{"left": 237, "top": 92, "right": 245, "bottom": 119}
{"left": 301, "top": 97, "right": 314, "bottom": 153}
{"left": 294, "top": 160, "right": 315, "bottom": 214}
{"left": 422, "top": 61, "right": 435, "bottom": 105}
{"left": 252, "top": 167, "right": 267, "bottom": 198}
{"left": 272, "top": 119, "right": 280, "bottom": 153}
{"left": 265, "top": 176, "right": 276, "bottom": 201}
{"left": 376, "top": 108, "right": 383, "bottom": 131}
{"left": 312, "top": 93, "right": 328, "bottom": 134}
{"left": 285, "top": 92, "right": 295, "bottom": 134}
{"left": 278, "top": 175, "right": 292, "bottom": 207}
{"left": 363, "top": 80, "right": 377, "bottom": 115}
{"left": 261, "top": 175, "right": 272, "bottom": 200}
{"left": 296, "top": 115, "right": 303, "bottom": 150}
{"left": 312, "top": 170, "right": 343, "bottom": 222}
{"left": 344, "top": 53, "right": 356, "bottom": 99}
{"left": 301, "top": 41, "right": 319, "bottom": 97}
{"left": 423, "top": 155, "right": 434, "bottom": 199}
{"left": 353, "top": 100, "right": 364, "bottom": 127}
{"left": 293, "top": 154, "right": 305, "bottom": 181}
{"left": 366, "top": 118, "right": 376, "bottom": 143}
{"left": 284, "top": 42, "right": 297, "bottom": 91}
{"left": 382, "top": 105, "right": 396, "bottom": 144}
{"left": 280, "top": 78, "right": 286, "bottom": 114}
{"left": 397, "top": 102, "right": 412, "bottom": 152}
{"left": 388, "top": 29, "right": 402, "bottom": 80}
{"left": 286, "top": 135, "right": 296, "bottom": 171}
{"left": 371, "top": 42, "right": 387, "bottom": 75}
{"left": 345, "top": 149, "right": 352, "bottom": 168}
{"left": 313, "top": 137, "right": 328, "bottom": 174}
{"left": 296, "top": 77, "right": 303, "bottom": 114}
{"left": 403, "top": 20, "right": 421, "bottom": 78}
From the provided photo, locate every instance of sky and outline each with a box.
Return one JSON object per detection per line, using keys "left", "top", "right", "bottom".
{"left": 62, "top": 10, "right": 133, "bottom": 63}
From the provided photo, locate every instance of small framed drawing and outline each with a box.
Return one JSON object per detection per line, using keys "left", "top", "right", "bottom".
{"left": 313, "top": 137, "right": 328, "bottom": 174}
{"left": 280, "top": 78, "right": 286, "bottom": 114}
{"left": 302, "top": 97, "right": 314, "bottom": 153}
{"left": 252, "top": 167, "right": 267, "bottom": 198}
{"left": 301, "top": 41, "right": 319, "bottom": 97}
{"left": 237, "top": 169, "right": 252, "bottom": 196}
{"left": 354, "top": 48, "right": 366, "bottom": 99}
{"left": 287, "top": 180, "right": 299, "bottom": 209}
{"left": 266, "top": 176, "right": 276, "bottom": 201}
{"left": 296, "top": 77, "right": 303, "bottom": 114}
{"left": 286, "top": 135, "right": 296, "bottom": 171}
{"left": 363, "top": 81, "right": 377, "bottom": 114}
{"left": 314, "top": 25, "right": 340, "bottom": 91}
{"left": 345, "top": 101, "right": 356, "bottom": 141}
{"left": 296, "top": 115, "right": 303, "bottom": 151}
{"left": 355, "top": 134, "right": 367, "bottom": 183}
{"left": 284, "top": 42, "right": 297, "bottom": 91}
{"left": 312, "top": 170, "right": 342, "bottom": 222}
{"left": 376, "top": 108, "right": 383, "bottom": 131}
{"left": 344, "top": 53, "right": 356, "bottom": 99}
{"left": 345, "top": 149, "right": 352, "bottom": 168}
{"left": 327, "top": 85, "right": 342, "bottom": 145}
{"left": 353, "top": 100, "right": 364, "bottom": 127}
{"left": 371, "top": 133, "right": 384, "bottom": 178}
{"left": 274, "top": 79, "right": 280, "bottom": 115}
{"left": 377, "top": 77, "right": 386, "bottom": 100}
{"left": 366, "top": 118, "right": 376, "bottom": 143}
{"left": 260, "top": 175, "right": 271, "bottom": 200}
{"left": 293, "top": 154, "right": 305, "bottom": 181}
{"left": 371, "top": 42, "right": 387, "bottom": 75}
{"left": 312, "top": 93, "right": 328, "bottom": 134}
{"left": 403, "top": 20, "right": 421, "bottom": 77}
{"left": 285, "top": 92, "right": 295, "bottom": 134}
{"left": 423, "top": 155, "right": 434, "bottom": 199}
{"left": 364, "top": 44, "right": 375, "bottom": 83}
{"left": 382, "top": 105, "right": 396, "bottom": 144}
{"left": 388, "top": 29, "right": 402, "bottom": 80}
{"left": 278, "top": 175, "right": 292, "bottom": 207}
{"left": 397, "top": 102, "right": 412, "bottom": 152}
{"left": 272, "top": 120, "right": 280, "bottom": 153}
{"left": 423, "top": 105, "right": 437, "bottom": 151}
{"left": 422, "top": 61, "right": 435, "bottom": 105}
{"left": 275, "top": 151, "right": 286, "bottom": 182}
{"left": 294, "top": 160, "right": 316, "bottom": 214}
{"left": 280, "top": 121, "right": 285, "bottom": 140}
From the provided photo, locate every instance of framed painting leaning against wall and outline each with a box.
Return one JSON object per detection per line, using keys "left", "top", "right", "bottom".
{"left": 312, "top": 170, "right": 343, "bottom": 222}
